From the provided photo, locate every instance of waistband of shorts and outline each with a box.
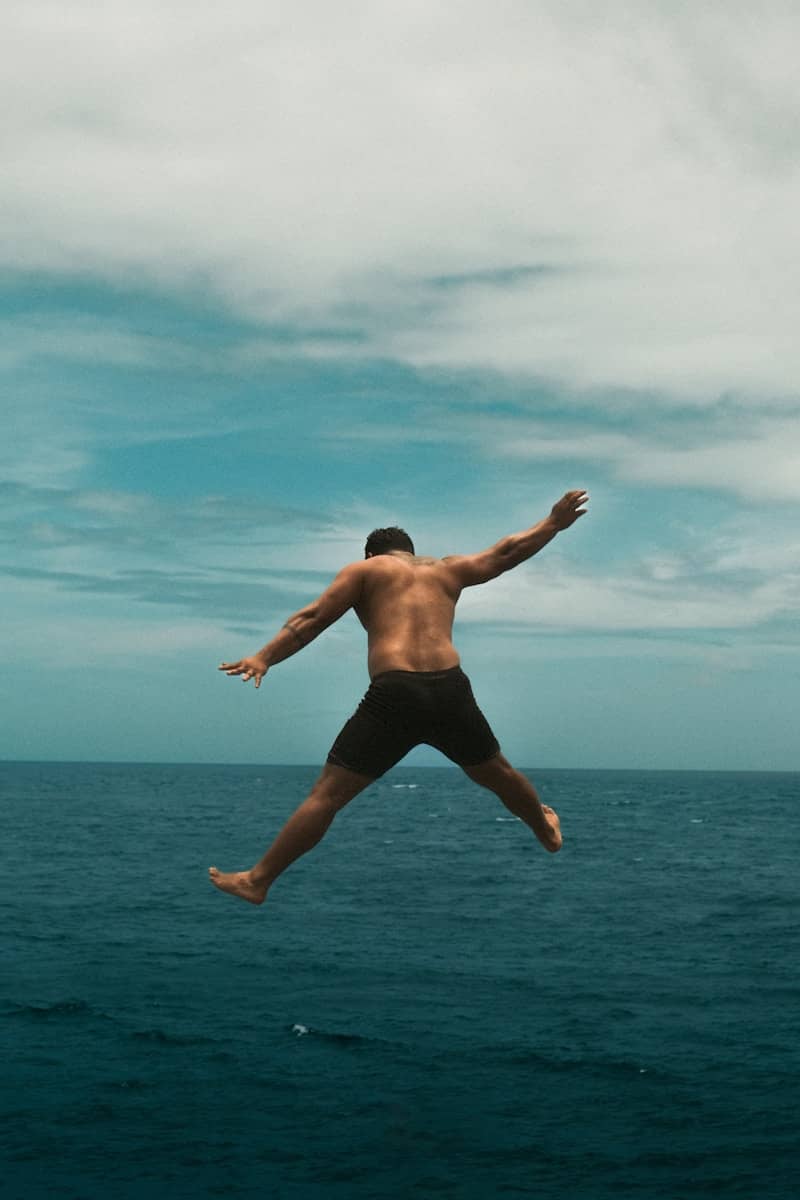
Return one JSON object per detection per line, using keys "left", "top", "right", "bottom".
{"left": 370, "top": 665, "right": 465, "bottom": 684}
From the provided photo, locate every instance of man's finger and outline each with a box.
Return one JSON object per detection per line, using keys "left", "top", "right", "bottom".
{"left": 254, "top": 675, "right": 262, "bottom": 689}
{"left": 219, "top": 661, "right": 240, "bottom": 671}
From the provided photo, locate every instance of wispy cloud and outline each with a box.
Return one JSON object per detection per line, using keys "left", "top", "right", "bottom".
{"left": 490, "top": 415, "right": 800, "bottom": 504}
{"left": 459, "top": 555, "right": 799, "bottom": 635}
{"left": 0, "top": 315, "right": 206, "bottom": 371}
{"left": 325, "top": 398, "right": 800, "bottom": 505}
{"left": 2, "top": 482, "right": 347, "bottom": 561}
{"left": 5, "top": 478, "right": 798, "bottom": 646}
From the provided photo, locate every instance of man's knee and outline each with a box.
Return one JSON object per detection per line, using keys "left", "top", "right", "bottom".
{"left": 313, "top": 763, "right": 374, "bottom": 810}
{"left": 463, "top": 751, "right": 515, "bottom": 793}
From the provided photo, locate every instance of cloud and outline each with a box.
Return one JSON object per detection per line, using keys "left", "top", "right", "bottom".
{"left": 0, "top": 481, "right": 388, "bottom": 665}
{"left": 372, "top": 261, "right": 800, "bottom": 400}
{"left": 490, "top": 414, "right": 800, "bottom": 503}
{"left": 0, "top": 314, "right": 203, "bottom": 371}
{"left": 457, "top": 553, "right": 800, "bottom": 636}
{"left": 5, "top": 477, "right": 798, "bottom": 646}
{"left": 1, "top": 481, "right": 346, "bottom": 558}
{"left": 324, "top": 396, "right": 800, "bottom": 505}
{"left": 0, "top": 561, "right": 316, "bottom": 626}
{"left": 4, "top": 1, "right": 800, "bottom": 400}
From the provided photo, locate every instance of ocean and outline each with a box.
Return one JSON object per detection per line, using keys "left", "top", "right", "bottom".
{"left": 2, "top": 761, "right": 798, "bottom": 1199}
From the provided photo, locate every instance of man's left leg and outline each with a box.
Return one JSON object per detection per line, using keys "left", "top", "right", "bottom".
{"left": 209, "top": 763, "right": 374, "bottom": 905}
{"left": 462, "top": 752, "right": 562, "bottom": 853}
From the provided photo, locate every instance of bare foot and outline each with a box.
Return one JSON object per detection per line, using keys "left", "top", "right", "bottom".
{"left": 208, "top": 866, "right": 268, "bottom": 905}
{"left": 540, "top": 805, "right": 562, "bottom": 853}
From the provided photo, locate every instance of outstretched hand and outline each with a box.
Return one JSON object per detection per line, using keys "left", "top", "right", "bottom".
{"left": 550, "top": 489, "right": 589, "bottom": 530}
{"left": 218, "top": 655, "right": 269, "bottom": 689}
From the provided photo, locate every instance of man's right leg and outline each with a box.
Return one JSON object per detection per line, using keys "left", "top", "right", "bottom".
{"left": 462, "top": 753, "right": 562, "bottom": 852}
{"left": 209, "top": 763, "right": 374, "bottom": 905}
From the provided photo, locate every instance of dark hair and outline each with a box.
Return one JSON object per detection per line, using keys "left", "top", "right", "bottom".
{"left": 364, "top": 526, "right": 415, "bottom": 558}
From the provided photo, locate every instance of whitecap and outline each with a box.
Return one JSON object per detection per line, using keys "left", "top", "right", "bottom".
{"left": 291, "top": 1023, "right": 310, "bottom": 1037}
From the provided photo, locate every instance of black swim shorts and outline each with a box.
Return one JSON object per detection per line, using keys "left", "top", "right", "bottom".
{"left": 326, "top": 666, "right": 500, "bottom": 779}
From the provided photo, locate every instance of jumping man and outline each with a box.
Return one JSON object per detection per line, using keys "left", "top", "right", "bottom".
{"left": 210, "top": 489, "right": 589, "bottom": 904}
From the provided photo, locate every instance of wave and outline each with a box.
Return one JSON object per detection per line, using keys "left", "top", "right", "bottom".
{"left": 100, "top": 1076, "right": 158, "bottom": 1092}
{"left": 449, "top": 1043, "right": 673, "bottom": 1082}
{"left": 6, "top": 930, "right": 69, "bottom": 944}
{"left": 4, "top": 999, "right": 111, "bottom": 1021}
{"left": 287, "top": 1022, "right": 411, "bottom": 1054}
{"left": 130, "top": 1028, "right": 220, "bottom": 1047}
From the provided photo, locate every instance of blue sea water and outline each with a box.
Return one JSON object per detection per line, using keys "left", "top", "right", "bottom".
{"left": 2, "top": 761, "right": 799, "bottom": 1199}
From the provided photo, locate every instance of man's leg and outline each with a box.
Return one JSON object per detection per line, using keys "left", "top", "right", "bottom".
{"left": 209, "top": 763, "right": 374, "bottom": 904}
{"left": 463, "top": 753, "right": 562, "bottom": 852}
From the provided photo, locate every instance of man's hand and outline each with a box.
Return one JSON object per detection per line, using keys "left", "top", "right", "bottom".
{"left": 550, "top": 490, "right": 589, "bottom": 530}
{"left": 218, "top": 655, "right": 269, "bottom": 689}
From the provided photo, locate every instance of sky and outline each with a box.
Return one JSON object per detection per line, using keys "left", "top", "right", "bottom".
{"left": 3, "top": 0, "right": 799, "bottom": 770}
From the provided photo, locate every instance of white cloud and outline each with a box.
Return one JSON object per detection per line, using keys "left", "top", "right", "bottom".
{"left": 458, "top": 557, "right": 799, "bottom": 635}
{"left": 0, "top": 315, "right": 213, "bottom": 371}
{"left": 491, "top": 414, "right": 800, "bottom": 503}
{"left": 3, "top": 1, "right": 800, "bottom": 400}
{"left": 324, "top": 403, "right": 800, "bottom": 505}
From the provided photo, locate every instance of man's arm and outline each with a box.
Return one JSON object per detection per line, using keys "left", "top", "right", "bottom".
{"left": 443, "top": 490, "right": 589, "bottom": 588}
{"left": 218, "top": 562, "right": 364, "bottom": 688}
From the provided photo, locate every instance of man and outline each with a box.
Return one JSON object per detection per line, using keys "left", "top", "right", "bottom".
{"left": 210, "top": 489, "right": 588, "bottom": 905}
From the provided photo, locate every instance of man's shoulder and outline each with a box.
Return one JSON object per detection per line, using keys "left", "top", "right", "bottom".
{"left": 356, "top": 553, "right": 457, "bottom": 574}
{"left": 366, "top": 553, "right": 448, "bottom": 569}
{"left": 357, "top": 553, "right": 448, "bottom": 579}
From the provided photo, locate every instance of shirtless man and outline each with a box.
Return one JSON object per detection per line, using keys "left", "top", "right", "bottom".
{"left": 210, "top": 489, "right": 588, "bottom": 905}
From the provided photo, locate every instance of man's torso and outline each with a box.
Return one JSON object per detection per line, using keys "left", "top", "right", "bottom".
{"left": 353, "top": 554, "right": 463, "bottom": 678}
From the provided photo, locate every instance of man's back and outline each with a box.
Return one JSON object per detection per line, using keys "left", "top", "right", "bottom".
{"left": 354, "top": 553, "right": 463, "bottom": 677}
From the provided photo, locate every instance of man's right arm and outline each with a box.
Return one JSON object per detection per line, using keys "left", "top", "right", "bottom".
{"left": 218, "top": 561, "right": 365, "bottom": 688}
{"left": 444, "top": 490, "right": 589, "bottom": 588}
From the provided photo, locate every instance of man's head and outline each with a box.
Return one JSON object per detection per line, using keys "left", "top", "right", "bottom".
{"left": 364, "top": 526, "right": 415, "bottom": 558}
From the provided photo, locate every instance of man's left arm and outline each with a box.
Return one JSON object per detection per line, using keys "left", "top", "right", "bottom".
{"left": 218, "top": 562, "right": 364, "bottom": 689}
